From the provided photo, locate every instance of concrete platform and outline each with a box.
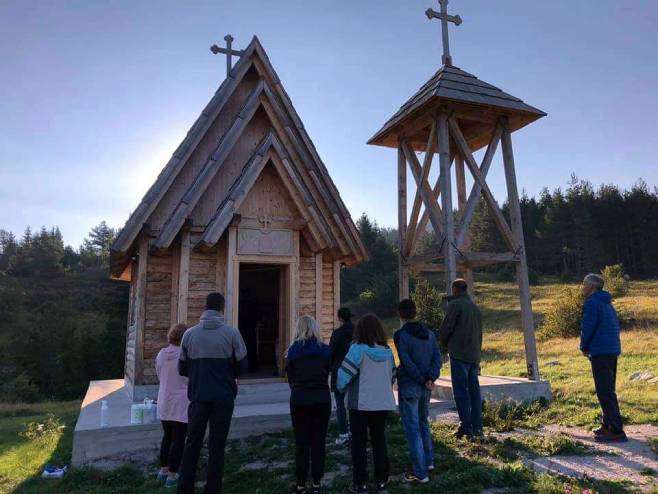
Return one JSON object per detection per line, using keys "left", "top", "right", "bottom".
{"left": 72, "top": 375, "right": 550, "bottom": 467}
{"left": 433, "top": 375, "right": 552, "bottom": 403}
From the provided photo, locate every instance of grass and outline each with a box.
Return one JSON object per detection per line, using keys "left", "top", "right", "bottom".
{"left": 0, "top": 411, "right": 635, "bottom": 494}
{"left": 1, "top": 277, "right": 656, "bottom": 493}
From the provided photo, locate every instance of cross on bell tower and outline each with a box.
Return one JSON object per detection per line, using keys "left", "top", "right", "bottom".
{"left": 210, "top": 34, "right": 245, "bottom": 78}
{"left": 426, "top": 0, "right": 462, "bottom": 66}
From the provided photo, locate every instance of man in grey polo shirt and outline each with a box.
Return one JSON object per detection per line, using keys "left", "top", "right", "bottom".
{"left": 177, "top": 292, "right": 248, "bottom": 494}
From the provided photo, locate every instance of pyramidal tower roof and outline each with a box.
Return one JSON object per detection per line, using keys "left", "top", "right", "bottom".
{"left": 111, "top": 36, "right": 366, "bottom": 277}
{"left": 369, "top": 1, "right": 545, "bottom": 151}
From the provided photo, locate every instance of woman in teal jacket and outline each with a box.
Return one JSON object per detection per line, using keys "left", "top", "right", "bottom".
{"left": 337, "top": 314, "right": 396, "bottom": 494}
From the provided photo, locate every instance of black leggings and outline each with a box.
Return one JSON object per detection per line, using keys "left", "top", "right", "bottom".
{"left": 349, "top": 410, "right": 389, "bottom": 485}
{"left": 290, "top": 402, "right": 331, "bottom": 486}
{"left": 160, "top": 420, "right": 188, "bottom": 472}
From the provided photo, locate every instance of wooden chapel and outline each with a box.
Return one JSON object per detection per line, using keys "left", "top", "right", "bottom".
{"left": 110, "top": 36, "right": 367, "bottom": 398}
{"left": 368, "top": 0, "right": 546, "bottom": 380}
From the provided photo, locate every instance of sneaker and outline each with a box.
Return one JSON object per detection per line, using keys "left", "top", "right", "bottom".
{"left": 336, "top": 433, "right": 351, "bottom": 446}
{"left": 311, "top": 484, "right": 322, "bottom": 494}
{"left": 427, "top": 464, "right": 435, "bottom": 471}
{"left": 454, "top": 427, "right": 473, "bottom": 440}
{"left": 403, "top": 472, "right": 430, "bottom": 484}
{"left": 593, "top": 425, "right": 609, "bottom": 436}
{"left": 349, "top": 483, "right": 368, "bottom": 493}
{"left": 156, "top": 470, "right": 168, "bottom": 483}
{"left": 594, "top": 429, "right": 628, "bottom": 443}
{"left": 164, "top": 476, "right": 179, "bottom": 489}
{"left": 290, "top": 486, "right": 306, "bottom": 494}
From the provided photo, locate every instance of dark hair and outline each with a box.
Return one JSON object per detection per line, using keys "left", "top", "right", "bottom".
{"left": 168, "top": 323, "right": 188, "bottom": 345}
{"left": 354, "top": 314, "right": 387, "bottom": 347}
{"left": 452, "top": 278, "right": 468, "bottom": 294}
{"left": 206, "top": 292, "right": 225, "bottom": 312}
{"left": 337, "top": 307, "right": 353, "bottom": 321}
{"left": 398, "top": 299, "right": 416, "bottom": 320}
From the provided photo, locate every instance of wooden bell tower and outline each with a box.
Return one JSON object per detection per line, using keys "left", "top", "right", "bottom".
{"left": 368, "top": 0, "right": 546, "bottom": 380}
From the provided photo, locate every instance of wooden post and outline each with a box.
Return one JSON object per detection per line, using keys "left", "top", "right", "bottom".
{"left": 398, "top": 146, "right": 410, "bottom": 299}
{"left": 315, "top": 252, "right": 323, "bottom": 322}
{"left": 177, "top": 230, "right": 190, "bottom": 324}
{"left": 225, "top": 227, "right": 237, "bottom": 326}
{"left": 170, "top": 242, "right": 180, "bottom": 325}
{"left": 455, "top": 155, "right": 474, "bottom": 293}
{"left": 437, "top": 112, "right": 456, "bottom": 292}
{"left": 333, "top": 261, "right": 341, "bottom": 327}
{"left": 501, "top": 124, "right": 540, "bottom": 381}
{"left": 134, "top": 235, "right": 149, "bottom": 384}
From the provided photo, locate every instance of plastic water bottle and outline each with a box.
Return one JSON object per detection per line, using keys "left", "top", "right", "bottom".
{"left": 100, "top": 400, "right": 109, "bottom": 428}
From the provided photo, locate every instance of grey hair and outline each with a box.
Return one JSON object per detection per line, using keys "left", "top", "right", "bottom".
{"left": 583, "top": 273, "right": 605, "bottom": 290}
{"left": 291, "top": 315, "right": 322, "bottom": 345}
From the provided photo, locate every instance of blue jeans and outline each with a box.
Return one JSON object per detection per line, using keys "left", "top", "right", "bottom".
{"left": 450, "top": 358, "right": 482, "bottom": 435}
{"left": 398, "top": 383, "right": 433, "bottom": 479}
{"left": 334, "top": 390, "right": 349, "bottom": 435}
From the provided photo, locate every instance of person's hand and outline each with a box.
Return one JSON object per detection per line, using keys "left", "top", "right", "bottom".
{"left": 425, "top": 380, "right": 435, "bottom": 390}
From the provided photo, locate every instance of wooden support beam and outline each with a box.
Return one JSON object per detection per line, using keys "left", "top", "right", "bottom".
{"left": 401, "top": 143, "right": 446, "bottom": 247}
{"left": 404, "top": 249, "right": 443, "bottom": 266}
{"left": 315, "top": 252, "right": 323, "bottom": 321}
{"left": 455, "top": 125, "right": 503, "bottom": 248}
{"left": 438, "top": 112, "right": 456, "bottom": 292}
{"left": 455, "top": 154, "right": 473, "bottom": 292}
{"left": 225, "top": 227, "right": 237, "bottom": 326}
{"left": 404, "top": 121, "right": 437, "bottom": 257}
{"left": 133, "top": 236, "right": 149, "bottom": 384}
{"left": 448, "top": 117, "right": 517, "bottom": 251}
{"left": 333, "top": 261, "right": 341, "bottom": 327}
{"left": 177, "top": 229, "right": 190, "bottom": 324}
{"left": 397, "top": 146, "right": 410, "bottom": 300}
{"left": 170, "top": 242, "right": 180, "bottom": 325}
{"left": 501, "top": 125, "right": 540, "bottom": 381}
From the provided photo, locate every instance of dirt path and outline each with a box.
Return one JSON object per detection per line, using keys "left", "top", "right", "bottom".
{"left": 498, "top": 424, "right": 658, "bottom": 491}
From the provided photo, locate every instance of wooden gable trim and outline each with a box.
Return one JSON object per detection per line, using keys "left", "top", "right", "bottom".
{"left": 112, "top": 40, "right": 262, "bottom": 255}
{"left": 152, "top": 80, "right": 265, "bottom": 252}
{"left": 250, "top": 45, "right": 367, "bottom": 261}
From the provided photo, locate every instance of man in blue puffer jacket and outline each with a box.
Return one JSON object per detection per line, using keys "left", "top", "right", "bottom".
{"left": 580, "top": 273, "right": 626, "bottom": 442}
{"left": 394, "top": 299, "right": 442, "bottom": 484}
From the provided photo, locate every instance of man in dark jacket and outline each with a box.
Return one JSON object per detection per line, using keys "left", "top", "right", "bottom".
{"left": 580, "top": 273, "right": 626, "bottom": 442}
{"left": 439, "top": 279, "right": 483, "bottom": 439}
{"left": 394, "top": 299, "right": 442, "bottom": 484}
{"left": 177, "top": 292, "right": 248, "bottom": 494}
{"left": 329, "top": 307, "right": 354, "bottom": 445}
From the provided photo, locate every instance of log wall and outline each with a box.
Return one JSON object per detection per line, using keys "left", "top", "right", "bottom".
{"left": 320, "top": 258, "right": 335, "bottom": 340}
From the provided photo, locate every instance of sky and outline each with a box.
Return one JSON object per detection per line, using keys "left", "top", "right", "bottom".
{"left": 1, "top": 0, "right": 657, "bottom": 247}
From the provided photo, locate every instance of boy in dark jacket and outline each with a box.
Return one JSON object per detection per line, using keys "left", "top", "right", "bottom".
{"left": 329, "top": 308, "right": 355, "bottom": 445}
{"left": 439, "top": 279, "right": 483, "bottom": 439}
{"left": 394, "top": 299, "right": 442, "bottom": 484}
{"left": 580, "top": 273, "right": 626, "bottom": 442}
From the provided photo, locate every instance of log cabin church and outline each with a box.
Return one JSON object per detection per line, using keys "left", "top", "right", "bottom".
{"left": 110, "top": 36, "right": 367, "bottom": 399}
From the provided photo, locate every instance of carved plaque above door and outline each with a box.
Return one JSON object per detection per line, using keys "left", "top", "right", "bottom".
{"left": 237, "top": 228, "right": 294, "bottom": 256}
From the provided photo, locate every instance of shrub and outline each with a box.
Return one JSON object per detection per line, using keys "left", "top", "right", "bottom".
{"left": 19, "top": 413, "right": 65, "bottom": 440}
{"left": 411, "top": 279, "right": 444, "bottom": 331}
{"left": 0, "top": 372, "right": 41, "bottom": 403}
{"left": 601, "top": 264, "right": 629, "bottom": 298}
{"left": 538, "top": 286, "right": 584, "bottom": 339}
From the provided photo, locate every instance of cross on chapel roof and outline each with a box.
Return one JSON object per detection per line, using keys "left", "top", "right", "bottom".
{"left": 210, "top": 34, "right": 245, "bottom": 78}
{"left": 425, "top": 0, "right": 462, "bottom": 66}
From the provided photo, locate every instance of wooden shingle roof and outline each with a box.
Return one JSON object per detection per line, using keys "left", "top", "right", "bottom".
{"left": 368, "top": 65, "right": 546, "bottom": 149}
{"left": 110, "top": 36, "right": 367, "bottom": 277}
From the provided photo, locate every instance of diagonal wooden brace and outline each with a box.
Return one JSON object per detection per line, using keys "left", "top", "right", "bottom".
{"left": 448, "top": 117, "right": 517, "bottom": 252}
{"left": 455, "top": 124, "right": 503, "bottom": 247}
{"left": 404, "top": 121, "right": 437, "bottom": 256}
{"left": 401, "top": 142, "right": 446, "bottom": 248}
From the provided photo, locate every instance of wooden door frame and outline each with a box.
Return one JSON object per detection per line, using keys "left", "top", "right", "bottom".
{"left": 226, "top": 226, "right": 300, "bottom": 382}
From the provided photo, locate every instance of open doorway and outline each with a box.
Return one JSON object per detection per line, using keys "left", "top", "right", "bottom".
{"left": 238, "top": 264, "right": 283, "bottom": 379}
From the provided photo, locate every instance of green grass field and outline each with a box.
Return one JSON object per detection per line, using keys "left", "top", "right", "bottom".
{"left": 1, "top": 279, "right": 656, "bottom": 494}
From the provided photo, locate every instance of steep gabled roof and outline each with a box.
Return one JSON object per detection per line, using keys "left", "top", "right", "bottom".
{"left": 368, "top": 65, "right": 546, "bottom": 148}
{"left": 111, "top": 36, "right": 366, "bottom": 277}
